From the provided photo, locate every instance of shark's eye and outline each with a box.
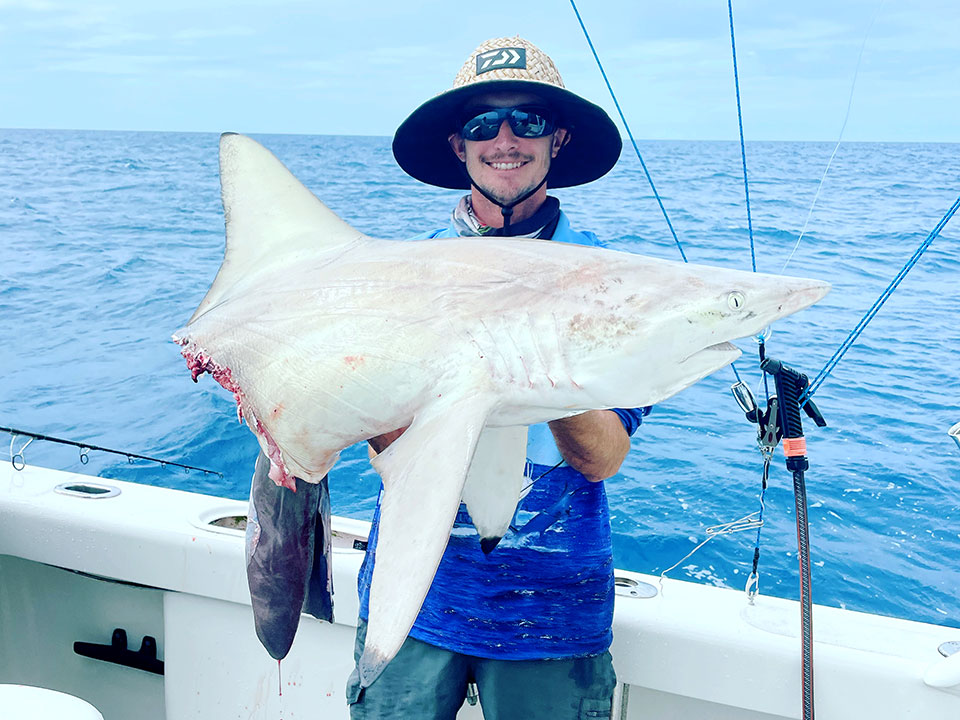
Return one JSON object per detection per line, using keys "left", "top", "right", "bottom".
{"left": 727, "top": 291, "right": 745, "bottom": 311}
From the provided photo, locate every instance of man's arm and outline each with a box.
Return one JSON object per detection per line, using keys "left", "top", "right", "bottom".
{"left": 369, "top": 410, "right": 633, "bottom": 482}
{"left": 549, "top": 410, "right": 630, "bottom": 483}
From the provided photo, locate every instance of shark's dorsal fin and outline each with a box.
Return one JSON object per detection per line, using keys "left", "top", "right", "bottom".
{"left": 190, "top": 133, "right": 368, "bottom": 322}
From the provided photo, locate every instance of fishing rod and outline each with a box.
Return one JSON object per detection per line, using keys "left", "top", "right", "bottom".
{"left": 725, "top": 5, "right": 819, "bottom": 718}
{"left": 568, "top": 5, "right": 831, "bottom": 720}
{"left": 759, "top": 355, "right": 825, "bottom": 720}
{"left": 571, "top": 5, "right": 955, "bottom": 718}
{"left": 1, "top": 425, "right": 223, "bottom": 477}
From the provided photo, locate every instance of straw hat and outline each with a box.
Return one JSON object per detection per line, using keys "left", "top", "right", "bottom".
{"left": 392, "top": 36, "right": 622, "bottom": 190}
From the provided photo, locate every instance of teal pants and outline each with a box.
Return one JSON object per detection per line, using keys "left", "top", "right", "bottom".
{"left": 346, "top": 620, "right": 616, "bottom": 720}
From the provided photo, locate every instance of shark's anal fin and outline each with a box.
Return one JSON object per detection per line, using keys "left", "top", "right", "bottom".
{"left": 359, "top": 392, "right": 495, "bottom": 687}
{"left": 461, "top": 426, "right": 528, "bottom": 554}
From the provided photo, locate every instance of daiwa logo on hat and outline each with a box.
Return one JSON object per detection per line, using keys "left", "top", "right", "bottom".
{"left": 476, "top": 47, "right": 526, "bottom": 74}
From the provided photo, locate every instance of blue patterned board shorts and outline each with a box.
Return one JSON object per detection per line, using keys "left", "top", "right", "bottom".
{"left": 346, "top": 620, "right": 616, "bottom": 720}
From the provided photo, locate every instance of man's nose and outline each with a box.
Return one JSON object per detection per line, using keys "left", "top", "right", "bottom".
{"left": 492, "top": 120, "right": 520, "bottom": 147}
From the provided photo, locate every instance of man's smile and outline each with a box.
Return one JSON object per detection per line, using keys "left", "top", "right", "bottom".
{"left": 482, "top": 155, "right": 532, "bottom": 172}
{"left": 488, "top": 161, "right": 526, "bottom": 170}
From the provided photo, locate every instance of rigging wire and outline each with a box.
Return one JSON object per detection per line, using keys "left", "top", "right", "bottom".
{"left": 780, "top": 0, "right": 887, "bottom": 273}
{"left": 567, "top": 4, "right": 958, "bottom": 650}
{"left": 658, "top": 506, "right": 763, "bottom": 590}
{"left": 726, "top": 0, "right": 758, "bottom": 272}
{"left": 568, "top": 0, "right": 688, "bottom": 263}
{"left": 0, "top": 425, "right": 223, "bottom": 477}
{"left": 570, "top": 0, "right": 761, "bottom": 383}
{"left": 725, "top": 4, "right": 818, "bottom": 713}
{"left": 802, "top": 193, "right": 960, "bottom": 403}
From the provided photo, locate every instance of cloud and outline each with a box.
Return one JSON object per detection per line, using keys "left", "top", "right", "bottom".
{"left": 172, "top": 26, "right": 255, "bottom": 42}
{"left": 365, "top": 44, "right": 437, "bottom": 66}
{"left": 21, "top": 5, "right": 116, "bottom": 32}
{"left": 0, "top": 0, "right": 58, "bottom": 9}
{"left": 44, "top": 53, "right": 203, "bottom": 75}
{"left": 66, "top": 31, "right": 156, "bottom": 49}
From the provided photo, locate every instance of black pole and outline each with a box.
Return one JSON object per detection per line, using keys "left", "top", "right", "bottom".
{"left": 792, "top": 465, "right": 815, "bottom": 720}
{"left": 760, "top": 358, "right": 819, "bottom": 720}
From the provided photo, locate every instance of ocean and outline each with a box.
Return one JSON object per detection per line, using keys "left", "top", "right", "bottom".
{"left": 1, "top": 128, "right": 957, "bottom": 630}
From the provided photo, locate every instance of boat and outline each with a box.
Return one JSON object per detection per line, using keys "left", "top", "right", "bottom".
{"left": 3, "top": 460, "right": 958, "bottom": 718}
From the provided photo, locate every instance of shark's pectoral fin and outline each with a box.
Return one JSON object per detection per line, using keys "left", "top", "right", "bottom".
{"left": 359, "top": 392, "right": 496, "bottom": 687}
{"left": 461, "top": 426, "right": 528, "bottom": 554}
{"left": 245, "top": 452, "right": 330, "bottom": 661}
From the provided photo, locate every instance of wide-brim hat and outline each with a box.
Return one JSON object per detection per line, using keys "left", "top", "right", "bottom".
{"left": 393, "top": 36, "right": 623, "bottom": 190}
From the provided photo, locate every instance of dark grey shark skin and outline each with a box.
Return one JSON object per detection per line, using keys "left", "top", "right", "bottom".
{"left": 245, "top": 451, "right": 333, "bottom": 660}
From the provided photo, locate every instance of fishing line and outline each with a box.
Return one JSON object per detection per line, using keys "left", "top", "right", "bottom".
{"left": 725, "top": 2, "right": 775, "bottom": 609}
{"left": 725, "top": 0, "right": 772, "bottom": 403}
{"left": 725, "top": 8, "right": 827, "bottom": 718}
{"left": 0, "top": 425, "right": 223, "bottom": 477}
{"left": 744, "top": 452, "right": 771, "bottom": 601}
{"left": 658, "top": 507, "right": 763, "bottom": 590}
{"left": 780, "top": 0, "right": 887, "bottom": 273}
{"left": 568, "top": 0, "right": 772, "bottom": 387}
{"left": 726, "top": 0, "right": 758, "bottom": 272}
{"left": 802, "top": 192, "right": 960, "bottom": 403}
{"left": 568, "top": 0, "right": 688, "bottom": 263}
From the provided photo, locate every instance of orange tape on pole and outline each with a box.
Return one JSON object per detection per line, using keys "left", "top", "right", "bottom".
{"left": 782, "top": 437, "right": 807, "bottom": 457}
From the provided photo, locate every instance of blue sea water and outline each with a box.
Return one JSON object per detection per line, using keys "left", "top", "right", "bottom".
{"left": 1, "top": 128, "right": 958, "bottom": 631}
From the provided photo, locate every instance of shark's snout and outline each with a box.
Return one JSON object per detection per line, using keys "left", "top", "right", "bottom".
{"left": 735, "top": 275, "right": 831, "bottom": 336}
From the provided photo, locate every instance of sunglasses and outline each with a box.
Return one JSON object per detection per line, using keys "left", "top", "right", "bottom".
{"left": 458, "top": 106, "right": 557, "bottom": 142}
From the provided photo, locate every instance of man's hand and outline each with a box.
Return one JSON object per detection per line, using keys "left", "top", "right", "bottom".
{"left": 548, "top": 410, "right": 630, "bottom": 482}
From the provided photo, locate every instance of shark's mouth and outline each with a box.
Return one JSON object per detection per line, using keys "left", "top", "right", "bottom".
{"left": 680, "top": 341, "right": 742, "bottom": 367}
{"left": 705, "top": 341, "right": 739, "bottom": 353}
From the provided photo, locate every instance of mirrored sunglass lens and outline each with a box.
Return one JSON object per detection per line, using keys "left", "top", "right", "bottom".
{"left": 461, "top": 110, "right": 503, "bottom": 140}
{"left": 509, "top": 109, "right": 551, "bottom": 138}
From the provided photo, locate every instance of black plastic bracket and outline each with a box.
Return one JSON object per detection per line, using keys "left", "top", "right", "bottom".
{"left": 760, "top": 358, "right": 827, "bottom": 434}
{"left": 74, "top": 628, "right": 164, "bottom": 675}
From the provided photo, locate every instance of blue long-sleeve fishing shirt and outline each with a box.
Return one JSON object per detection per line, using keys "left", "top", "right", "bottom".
{"left": 357, "top": 211, "right": 648, "bottom": 659}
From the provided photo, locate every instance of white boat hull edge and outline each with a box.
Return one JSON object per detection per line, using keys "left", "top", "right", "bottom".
{"left": 1, "top": 463, "right": 957, "bottom": 719}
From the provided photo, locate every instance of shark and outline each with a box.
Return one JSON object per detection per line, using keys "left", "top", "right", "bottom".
{"left": 173, "top": 133, "right": 830, "bottom": 687}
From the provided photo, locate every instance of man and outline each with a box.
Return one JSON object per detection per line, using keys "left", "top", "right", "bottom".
{"left": 346, "top": 37, "right": 648, "bottom": 719}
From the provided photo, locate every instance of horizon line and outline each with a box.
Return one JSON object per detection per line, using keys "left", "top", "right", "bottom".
{"left": 1, "top": 126, "right": 957, "bottom": 145}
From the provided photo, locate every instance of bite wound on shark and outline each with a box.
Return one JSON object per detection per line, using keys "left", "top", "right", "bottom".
{"left": 174, "top": 336, "right": 299, "bottom": 490}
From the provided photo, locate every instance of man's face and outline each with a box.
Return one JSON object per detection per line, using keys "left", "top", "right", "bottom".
{"left": 448, "top": 91, "right": 568, "bottom": 206}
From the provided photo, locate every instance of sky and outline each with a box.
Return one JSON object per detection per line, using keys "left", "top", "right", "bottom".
{"left": 1, "top": 0, "right": 957, "bottom": 141}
